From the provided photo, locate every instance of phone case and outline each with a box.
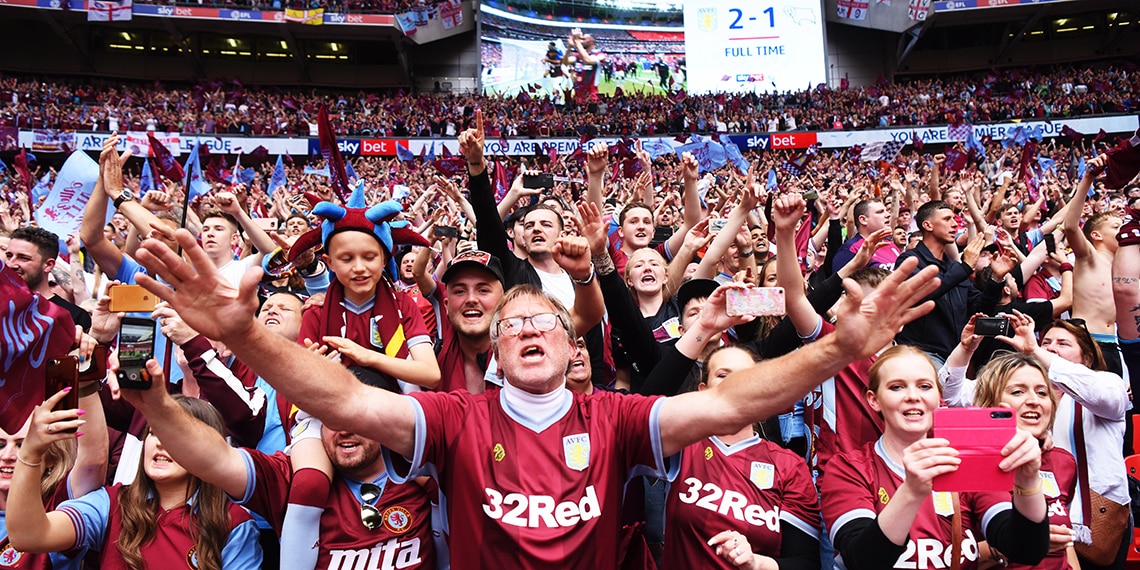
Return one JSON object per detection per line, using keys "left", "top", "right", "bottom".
{"left": 726, "top": 287, "right": 786, "bottom": 317}
{"left": 932, "top": 407, "right": 1016, "bottom": 492}
{"left": 108, "top": 285, "right": 158, "bottom": 313}
{"left": 46, "top": 356, "right": 79, "bottom": 416}
{"left": 117, "top": 318, "right": 155, "bottom": 390}
{"left": 77, "top": 345, "right": 109, "bottom": 382}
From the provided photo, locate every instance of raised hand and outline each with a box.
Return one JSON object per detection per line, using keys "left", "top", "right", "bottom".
{"left": 552, "top": 235, "right": 593, "bottom": 281}
{"left": 576, "top": 201, "right": 608, "bottom": 257}
{"left": 134, "top": 230, "right": 262, "bottom": 343}
{"left": 681, "top": 152, "right": 700, "bottom": 183}
{"left": 585, "top": 145, "right": 608, "bottom": 177}
{"left": 833, "top": 257, "right": 940, "bottom": 360}
{"left": 771, "top": 193, "right": 806, "bottom": 234}
{"left": 458, "top": 109, "right": 486, "bottom": 167}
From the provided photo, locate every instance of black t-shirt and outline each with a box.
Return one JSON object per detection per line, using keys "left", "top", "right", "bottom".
{"left": 50, "top": 294, "right": 92, "bottom": 332}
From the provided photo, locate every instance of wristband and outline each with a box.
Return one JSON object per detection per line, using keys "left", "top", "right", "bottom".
{"left": 1013, "top": 479, "right": 1043, "bottom": 496}
{"left": 738, "top": 250, "right": 754, "bottom": 258}
{"left": 16, "top": 453, "right": 42, "bottom": 468}
{"left": 571, "top": 263, "right": 596, "bottom": 286}
{"left": 77, "top": 381, "right": 101, "bottom": 397}
{"left": 1059, "top": 263, "right": 1073, "bottom": 273}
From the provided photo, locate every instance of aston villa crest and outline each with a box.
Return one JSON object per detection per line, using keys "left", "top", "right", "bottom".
{"left": 697, "top": 7, "right": 717, "bottom": 32}
{"left": 749, "top": 461, "right": 774, "bottom": 489}
{"left": 563, "top": 433, "right": 590, "bottom": 471}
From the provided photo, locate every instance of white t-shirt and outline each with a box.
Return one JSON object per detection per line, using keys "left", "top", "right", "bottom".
{"left": 218, "top": 254, "right": 262, "bottom": 288}
{"left": 535, "top": 268, "right": 575, "bottom": 311}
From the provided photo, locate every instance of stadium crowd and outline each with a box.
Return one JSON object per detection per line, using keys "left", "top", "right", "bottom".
{"left": 0, "top": 78, "right": 1140, "bottom": 570}
{"left": 130, "top": 0, "right": 451, "bottom": 16}
{"left": 2, "top": 60, "right": 1137, "bottom": 137}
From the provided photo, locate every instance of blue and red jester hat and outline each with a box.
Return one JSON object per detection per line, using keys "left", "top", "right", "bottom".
{"left": 287, "top": 181, "right": 429, "bottom": 278}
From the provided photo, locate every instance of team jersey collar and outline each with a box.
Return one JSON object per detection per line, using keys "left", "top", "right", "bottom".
{"left": 710, "top": 434, "right": 763, "bottom": 456}
{"left": 344, "top": 472, "right": 390, "bottom": 504}
{"left": 500, "top": 381, "right": 573, "bottom": 434}
{"left": 875, "top": 437, "right": 907, "bottom": 480}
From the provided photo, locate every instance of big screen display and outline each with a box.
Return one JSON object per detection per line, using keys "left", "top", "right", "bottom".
{"left": 683, "top": 0, "right": 826, "bottom": 94}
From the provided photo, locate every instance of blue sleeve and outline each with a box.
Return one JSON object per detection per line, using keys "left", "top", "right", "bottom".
{"left": 56, "top": 487, "right": 111, "bottom": 552}
{"left": 114, "top": 255, "right": 144, "bottom": 284}
{"left": 220, "top": 518, "right": 265, "bottom": 569}
{"left": 302, "top": 266, "right": 330, "bottom": 295}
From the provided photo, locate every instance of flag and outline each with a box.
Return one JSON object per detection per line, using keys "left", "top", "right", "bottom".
{"left": 840, "top": 77, "right": 849, "bottom": 90}
{"left": 1103, "top": 130, "right": 1140, "bottom": 189}
{"left": 139, "top": 159, "right": 154, "bottom": 195}
{"left": 86, "top": 0, "right": 132, "bottom": 21}
{"left": 228, "top": 156, "right": 256, "bottom": 186}
{"left": 1028, "top": 124, "right": 1045, "bottom": 142}
{"left": 317, "top": 105, "right": 351, "bottom": 202}
{"left": 396, "top": 144, "right": 415, "bottom": 162}
{"left": 1077, "top": 157, "right": 1087, "bottom": 181}
{"left": 767, "top": 169, "right": 778, "bottom": 191}
{"left": 13, "top": 148, "right": 32, "bottom": 197}
{"left": 1037, "top": 156, "right": 1057, "bottom": 175}
{"left": 31, "top": 172, "right": 52, "bottom": 203}
{"left": 183, "top": 139, "right": 210, "bottom": 201}
{"left": 431, "top": 157, "right": 466, "bottom": 177}
{"left": 268, "top": 155, "right": 287, "bottom": 198}
{"left": 947, "top": 123, "right": 972, "bottom": 142}
{"left": 794, "top": 208, "right": 813, "bottom": 273}
{"left": 0, "top": 263, "right": 76, "bottom": 433}
{"left": 942, "top": 149, "right": 968, "bottom": 173}
{"left": 642, "top": 138, "right": 675, "bottom": 160}
{"left": 0, "top": 157, "right": 7, "bottom": 171}
{"left": 248, "top": 146, "right": 270, "bottom": 166}
{"left": 1017, "top": 142, "right": 1037, "bottom": 184}
{"left": 1061, "top": 125, "right": 1083, "bottom": 143}
{"left": 345, "top": 160, "right": 358, "bottom": 184}
{"left": 723, "top": 141, "right": 750, "bottom": 175}
{"left": 285, "top": 6, "right": 323, "bottom": 24}
{"left": 303, "top": 165, "right": 331, "bottom": 178}
{"left": 425, "top": 142, "right": 435, "bottom": 162}
{"left": 1002, "top": 126, "right": 1029, "bottom": 148}
{"left": 859, "top": 140, "right": 904, "bottom": 162}
{"left": 674, "top": 139, "right": 727, "bottom": 173}
{"left": 34, "top": 151, "right": 100, "bottom": 240}
{"left": 147, "top": 132, "right": 184, "bottom": 182}
{"left": 781, "top": 144, "right": 820, "bottom": 176}
{"left": 911, "top": 133, "right": 924, "bottom": 151}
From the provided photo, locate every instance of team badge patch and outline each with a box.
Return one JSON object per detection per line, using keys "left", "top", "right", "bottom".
{"left": 493, "top": 443, "right": 505, "bottom": 462}
{"left": 749, "top": 462, "right": 774, "bottom": 490}
{"left": 383, "top": 506, "right": 413, "bottom": 534}
{"left": 932, "top": 492, "right": 955, "bottom": 517}
{"left": 697, "top": 7, "right": 717, "bottom": 32}
{"left": 1040, "top": 471, "right": 1060, "bottom": 498}
{"left": 563, "top": 433, "right": 591, "bottom": 471}
{"left": 370, "top": 316, "right": 385, "bottom": 349}
{"left": 186, "top": 545, "right": 199, "bottom": 568}
{"left": 0, "top": 545, "right": 23, "bottom": 567}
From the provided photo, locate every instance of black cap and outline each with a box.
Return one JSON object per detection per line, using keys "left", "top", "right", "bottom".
{"left": 675, "top": 278, "right": 720, "bottom": 312}
{"left": 441, "top": 250, "right": 506, "bottom": 286}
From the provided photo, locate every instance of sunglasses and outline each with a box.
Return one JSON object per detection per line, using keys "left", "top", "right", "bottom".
{"left": 359, "top": 483, "right": 382, "bottom": 530}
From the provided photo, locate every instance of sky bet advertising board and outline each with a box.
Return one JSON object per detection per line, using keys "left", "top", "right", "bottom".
{"left": 683, "top": 0, "right": 826, "bottom": 95}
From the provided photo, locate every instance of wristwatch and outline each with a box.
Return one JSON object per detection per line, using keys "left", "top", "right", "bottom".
{"left": 112, "top": 188, "right": 135, "bottom": 209}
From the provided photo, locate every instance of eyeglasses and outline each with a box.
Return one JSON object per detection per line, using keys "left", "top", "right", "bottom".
{"left": 496, "top": 312, "right": 562, "bottom": 337}
{"left": 359, "top": 483, "right": 382, "bottom": 530}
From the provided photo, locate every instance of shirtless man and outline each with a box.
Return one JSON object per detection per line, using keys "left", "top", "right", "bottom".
{"left": 1064, "top": 155, "right": 1125, "bottom": 376}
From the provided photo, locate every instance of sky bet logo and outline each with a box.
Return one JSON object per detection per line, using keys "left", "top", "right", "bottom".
{"left": 745, "top": 135, "right": 770, "bottom": 150}
{"left": 337, "top": 140, "right": 360, "bottom": 154}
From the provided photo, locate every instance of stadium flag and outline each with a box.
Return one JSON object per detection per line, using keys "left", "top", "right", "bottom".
{"left": 1061, "top": 125, "right": 1084, "bottom": 143}
{"left": 425, "top": 142, "right": 436, "bottom": 162}
{"left": 781, "top": 144, "right": 820, "bottom": 176}
{"left": 1077, "top": 157, "right": 1088, "bottom": 181}
{"left": 942, "top": 149, "right": 968, "bottom": 173}
{"left": 965, "top": 129, "right": 987, "bottom": 160}
{"left": 395, "top": 12, "right": 417, "bottom": 35}
{"left": 317, "top": 105, "right": 351, "bottom": 202}
{"left": 1002, "top": 126, "right": 1029, "bottom": 148}
{"left": 767, "top": 169, "right": 778, "bottom": 191}
{"left": 284, "top": 6, "right": 323, "bottom": 24}
{"left": 34, "top": 151, "right": 100, "bottom": 240}
{"left": 396, "top": 144, "right": 415, "bottom": 162}
{"left": 345, "top": 160, "right": 358, "bottom": 184}
{"left": 947, "top": 123, "right": 972, "bottom": 142}
{"left": 860, "top": 140, "right": 904, "bottom": 162}
{"left": 674, "top": 139, "right": 727, "bottom": 173}
{"left": 642, "top": 138, "right": 674, "bottom": 160}
{"left": 1017, "top": 142, "right": 1037, "bottom": 183}
{"left": 268, "top": 155, "right": 287, "bottom": 199}
{"left": 303, "top": 165, "right": 331, "bottom": 178}
{"left": 13, "top": 148, "right": 33, "bottom": 198}
{"left": 31, "top": 172, "right": 52, "bottom": 203}
{"left": 0, "top": 261, "right": 76, "bottom": 434}
{"left": 1037, "top": 156, "right": 1057, "bottom": 175}
{"left": 87, "top": 0, "right": 132, "bottom": 21}
{"left": 182, "top": 139, "right": 210, "bottom": 201}
{"left": 1103, "top": 129, "right": 1140, "bottom": 190}
{"left": 1028, "top": 124, "right": 1045, "bottom": 142}
{"left": 431, "top": 157, "right": 466, "bottom": 177}
{"left": 139, "top": 159, "right": 154, "bottom": 195}
{"left": 911, "top": 133, "right": 924, "bottom": 151}
{"left": 723, "top": 141, "right": 750, "bottom": 175}
{"left": 147, "top": 132, "right": 184, "bottom": 182}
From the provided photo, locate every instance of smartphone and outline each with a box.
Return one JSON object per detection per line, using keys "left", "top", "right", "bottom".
{"left": 108, "top": 284, "right": 158, "bottom": 313}
{"left": 253, "top": 217, "right": 279, "bottom": 232}
{"left": 78, "top": 345, "right": 109, "bottom": 383}
{"left": 116, "top": 317, "right": 156, "bottom": 390}
{"left": 725, "top": 287, "right": 786, "bottom": 317}
{"left": 974, "top": 316, "right": 1012, "bottom": 337}
{"left": 932, "top": 407, "right": 1016, "bottom": 492}
{"left": 46, "top": 356, "right": 79, "bottom": 419}
{"left": 434, "top": 225, "right": 459, "bottom": 238}
{"left": 802, "top": 189, "right": 819, "bottom": 201}
{"left": 1044, "top": 233, "right": 1056, "bottom": 254}
{"left": 523, "top": 173, "right": 555, "bottom": 189}
{"left": 710, "top": 218, "right": 728, "bottom": 234}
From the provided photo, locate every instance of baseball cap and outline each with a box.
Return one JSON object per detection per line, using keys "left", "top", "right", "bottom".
{"left": 442, "top": 249, "right": 506, "bottom": 286}
{"left": 675, "top": 278, "right": 720, "bottom": 312}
